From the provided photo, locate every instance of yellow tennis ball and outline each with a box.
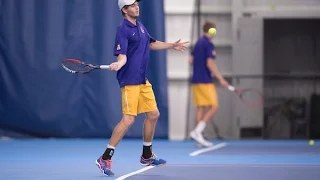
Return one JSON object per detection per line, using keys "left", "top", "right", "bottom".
{"left": 309, "top": 140, "right": 314, "bottom": 146}
{"left": 208, "top": 28, "right": 216, "bottom": 35}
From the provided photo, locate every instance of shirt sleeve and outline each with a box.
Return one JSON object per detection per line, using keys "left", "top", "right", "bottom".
{"left": 149, "top": 34, "right": 156, "bottom": 43}
{"left": 205, "top": 43, "right": 216, "bottom": 60}
{"left": 113, "top": 26, "right": 128, "bottom": 56}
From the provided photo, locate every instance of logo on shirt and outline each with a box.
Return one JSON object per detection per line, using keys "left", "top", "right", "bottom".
{"left": 140, "top": 26, "right": 145, "bottom": 33}
{"left": 117, "top": 44, "right": 121, "bottom": 50}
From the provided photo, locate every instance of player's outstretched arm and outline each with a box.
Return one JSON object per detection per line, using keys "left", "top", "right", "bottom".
{"left": 150, "top": 39, "right": 189, "bottom": 52}
{"left": 109, "top": 54, "right": 127, "bottom": 71}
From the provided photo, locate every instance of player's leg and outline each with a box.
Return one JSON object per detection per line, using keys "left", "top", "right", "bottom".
{"left": 142, "top": 109, "right": 159, "bottom": 158}
{"left": 193, "top": 105, "right": 206, "bottom": 134}
{"left": 103, "top": 114, "right": 135, "bottom": 157}
{"left": 196, "top": 84, "right": 218, "bottom": 144}
{"left": 201, "top": 84, "right": 219, "bottom": 124}
{"left": 201, "top": 104, "right": 218, "bottom": 123}
{"left": 190, "top": 84, "right": 217, "bottom": 147}
{"left": 138, "top": 81, "right": 166, "bottom": 166}
{"left": 196, "top": 106, "right": 206, "bottom": 124}
{"left": 96, "top": 85, "right": 140, "bottom": 176}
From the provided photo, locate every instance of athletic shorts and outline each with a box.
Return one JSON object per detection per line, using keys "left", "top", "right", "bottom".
{"left": 192, "top": 83, "right": 219, "bottom": 107}
{"left": 121, "top": 80, "right": 157, "bottom": 116}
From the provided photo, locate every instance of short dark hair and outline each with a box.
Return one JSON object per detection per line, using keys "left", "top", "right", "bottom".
{"left": 203, "top": 21, "right": 216, "bottom": 33}
{"left": 121, "top": 5, "right": 129, "bottom": 16}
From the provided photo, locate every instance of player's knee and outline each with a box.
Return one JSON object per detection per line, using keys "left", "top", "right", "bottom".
{"left": 122, "top": 115, "right": 135, "bottom": 127}
{"left": 209, "top": 105, "right": 218, "bottom": 112}
{"left": 146, "top": 110, "right": 160, "bottom": 121}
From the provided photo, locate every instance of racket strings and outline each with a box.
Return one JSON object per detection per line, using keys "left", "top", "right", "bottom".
{"left": 240, "top": 90, "right": 263, "bottom": 107}
{"left": 62, "top": 61, "right": 93, "bottom": 73}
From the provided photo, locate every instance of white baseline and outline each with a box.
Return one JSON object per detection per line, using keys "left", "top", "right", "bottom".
{"left": 189, "top": 142, "right": 227, "bottom": 156}
{"left": 115, "top": 166, "right": 155, "bottom": 180}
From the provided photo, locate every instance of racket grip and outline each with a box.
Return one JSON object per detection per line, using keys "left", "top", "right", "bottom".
{"left": 100, "top": 65, "right": 110, "bottom": 69}
{"left": 228, "top": 85, "right": 235, "bottom": 91}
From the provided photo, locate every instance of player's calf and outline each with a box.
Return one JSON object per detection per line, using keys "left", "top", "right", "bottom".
{"left": 143, "top": 110, "right": 160, "bottom": 142}
{"left": 96, "top": 115, "right": 135, "bottom": 176}
{"left": 202, "top": 105, "right": 218, "bottom": 123}
{"left": 108, "top": 115, "right": 135, "bottom": 147}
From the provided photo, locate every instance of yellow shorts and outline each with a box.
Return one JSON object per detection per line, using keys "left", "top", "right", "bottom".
{"left": 121, "top": 81, "right": 157, "bottom": 116}
{"left": 192, "top": 83, "right": 219, "bottom": 107}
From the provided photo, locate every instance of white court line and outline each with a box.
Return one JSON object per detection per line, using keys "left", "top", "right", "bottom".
{"left": 115, "top": 166, "right": 155, "bottom": 180}
{"left": 189, "top": 142, "right": 227, "bottom": 156}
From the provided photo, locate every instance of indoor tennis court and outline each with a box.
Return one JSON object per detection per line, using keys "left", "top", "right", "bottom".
{"left": 1, "top": 139, "right": 319, "bottom": 179}
{"left": 1, "top": 0, "right": 320, "bottom": 180}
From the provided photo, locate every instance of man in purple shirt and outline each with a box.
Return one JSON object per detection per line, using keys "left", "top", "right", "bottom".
{"left": 95, "top": 0, "right": 188, "bottom": 176}
{"left": 189, "top": 21, "right": 229, "bottom": 147}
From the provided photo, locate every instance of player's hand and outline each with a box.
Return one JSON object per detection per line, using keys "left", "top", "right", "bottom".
{"left": 219, "top": 79, "right": 229, "bottom": 88}
{"left": 172, "top": 39, "right": 189, "bottom": 52}
{"left": 109, "top": 62, "right": 123, "bottom": 71}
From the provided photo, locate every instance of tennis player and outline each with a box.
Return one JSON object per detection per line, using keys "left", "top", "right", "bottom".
{"left": 189, "top": 21, "right": 229, "bottom": 147}
{"left": 95, "top": 0, "right": 188, "bottom": 176}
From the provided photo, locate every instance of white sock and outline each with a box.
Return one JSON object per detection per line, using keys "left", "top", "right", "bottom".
{"left": 195, "top": 121, "right": 206, "bottom": 133}
{"left": 107, "top": 144, "right": 115, "bottom": 149}
{"left": 143, "top": 142, "right": 152, "bottom": 146}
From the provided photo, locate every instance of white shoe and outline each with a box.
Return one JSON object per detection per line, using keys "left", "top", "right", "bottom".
{"left": 190, "top": 131, "right": 213, "bottom": 147}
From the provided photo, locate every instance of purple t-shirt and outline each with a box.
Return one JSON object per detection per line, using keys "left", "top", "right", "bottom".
{"left": 191, "top": 36, "right": 216, "bottom": 84}
{"left": 113, "top": 19, "right": 156, "bottom": 87}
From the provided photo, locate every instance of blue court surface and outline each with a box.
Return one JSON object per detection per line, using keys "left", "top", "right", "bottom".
{"left": 1, "top": 139, "right": 320, "bottom": 180}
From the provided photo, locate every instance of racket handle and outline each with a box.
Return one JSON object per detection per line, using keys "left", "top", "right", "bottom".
{"left": 100, "top": 65, "right": 110, "bottom": 69}
{"left": 228, "top": 85, "right": 235, "bottom": 91}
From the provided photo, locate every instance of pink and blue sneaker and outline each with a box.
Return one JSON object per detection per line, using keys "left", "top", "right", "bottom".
{"left": 140, "top": 153, "right": 166, "bottom": 166}
{"left": 95, "top": 156, "right": 114, "bottom": 177}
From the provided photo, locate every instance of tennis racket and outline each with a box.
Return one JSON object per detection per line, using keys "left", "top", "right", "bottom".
{"left": 228, "top": 85, "right": 263, "bottom": 108}
{"left": 61, "top": 59, "right": 110, "bottom": 74}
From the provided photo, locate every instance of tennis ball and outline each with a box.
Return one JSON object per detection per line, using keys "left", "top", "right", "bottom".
{"left": 208, "top": 28, "right": 216, "bottom": 35}
{"left": 309, "top": 140, "right": 314, "bottom": 146}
